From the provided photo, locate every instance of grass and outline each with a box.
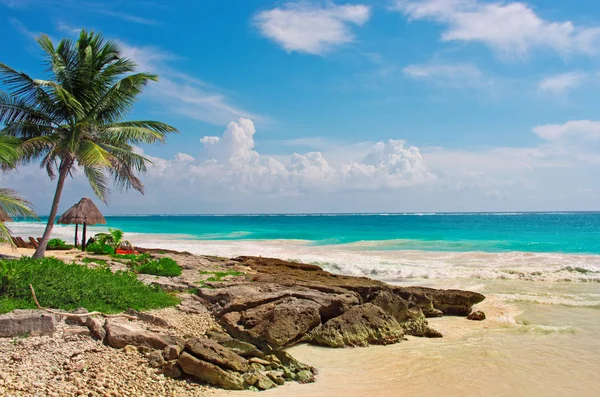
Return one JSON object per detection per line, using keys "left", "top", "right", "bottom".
{"left": 134, "top": 257, "right": 182, "bottom": 277}
{"left": 0, "top": 257, "right": 179, "bottom": 314}
{"left": 47, "top": 238, "right": 73, "bottom": 250}
{"left": 199, "top": 270, "right": 244, "bottom": 283}
{"left": 81, "top": 257, "right": 108, "bottom": 266}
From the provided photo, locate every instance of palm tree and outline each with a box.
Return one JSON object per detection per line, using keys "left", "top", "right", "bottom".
{"left": 0, "top": 136, "right": 37, "bottom": 244}
{"left": 0, "top": 30, "right": 177, "bottom": 258}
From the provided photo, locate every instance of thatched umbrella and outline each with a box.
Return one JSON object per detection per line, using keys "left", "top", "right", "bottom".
{"left": 58, "top": 198, "right": 106, "bottom": 251}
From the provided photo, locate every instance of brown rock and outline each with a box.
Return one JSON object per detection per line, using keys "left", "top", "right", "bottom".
{"left": 311, "top": 303, "right": 404, "bottom": 347}
{"left": 178, "top": 352, "right": 245, "bottom": 390}
{"left": 162, "top": 345, "right": 182, "bottom": 361}
{"left": 0, "top": 310, "right": 55, "bottom": 337}
{"left": 467, "top": 310, "right": 486, "bottom": 321}
{"left": 147, "top": 350, "right": 165, "bottom": 368}
{"left": 184, "top": 338, "right": 248, "bottom": 372}
{"left": 370, "top": 291, "right": 409, "bottom": 322}
{"left": 236, "top": 297, "right": 321, "bottom": 348}
{"left": 162, "top": 360, "right": 182, "bottom": 378}
{"left": 103, "top": 319, "right": 179, "bottom": 350}
{"left": 394, "top": 287, "right": 485, "bottom": 316}
{"left": 400, "top": 307, "right": 442, "bottom": 338}
{"left": 198, "top": 282, "right": 359, "bottom": 320}
{"left": 85, "top": 316, "right": 106, "bottom": 341}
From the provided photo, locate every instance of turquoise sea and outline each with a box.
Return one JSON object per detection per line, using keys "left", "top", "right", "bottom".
{"left": 27, "top": 212, "right": 600, "bottom": 254}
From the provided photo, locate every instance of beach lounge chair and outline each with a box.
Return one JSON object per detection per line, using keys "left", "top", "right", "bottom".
{"left": 15, "top": 237, "right": 29, "bottom": 248}
{"left": 115, "top": 241, "right": 138, "bottom": 255}
{"left": 28, "top": 237, "right": 39, "bottom": 249}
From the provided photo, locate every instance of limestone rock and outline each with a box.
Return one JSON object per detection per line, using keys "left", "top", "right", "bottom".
{"left": 178, "top": 352, "right": 245, "bottom": 390}
{"left": 147, "top": 350, "right": 165, "bottom": 368}
{"left": 220, "top": 297, "right": 322, "bottom": 348}
{"left": 255, "top": 373, "right": 276, "bottom": 390}
{"left": 400, "top": 307, "right": 443, "bottom": 338}
{"left": 162, "top": 360, "right": 182, "bottom": 378}
{"left": 103, "top": 319, "right": 179, "bottom": 350}
{"left": 311, "top": 303, "right": 404, "bottom": 347}
{"left": 206, "top": 330, "right": 265, "bottom": 358}
{"left": 467, "top": 310, "right": 486, "bottom": 321}
{"left": 370, "top": 291, "right": 409, "bottom": 322}
{"left": 296, "top": 369, "right": 316, "bottom": 384}
{"left": 162, "top": 344, "right": 182, "bottom": 361}
{"left": 185, "top": 338, "right": 248, "bottom": 372}
{"left": 394, "top": 287, "right": 485, "bottom": 317}
{"left": 0, "top": 310, "right": 55, "bottom": 337}
{"left": 85, "top": 316, "right": 106, "bottom": 341}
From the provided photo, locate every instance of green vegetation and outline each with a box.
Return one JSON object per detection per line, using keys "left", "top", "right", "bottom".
{"left": 86, "top": 241, "right": 116, "bottom": 255}
{"left": 0, "top": 30, "right": 178, "bottom": 258}
{"left": 47, "top": 238, "right": 73, "bottom": 250}
{"left": 81, "top": 257, "right": 108, "bottom": 266}
{"left": 134, "top": 257, "right": 182, "bottom": 277}
{"left": 113, "top": 253, "right": 151, "bottom": 262}
{"left": 199, "top": 270, "right": 244, "bottom": 283}
{"left": 0, "top": 257, "right": 178, "bottom": 314}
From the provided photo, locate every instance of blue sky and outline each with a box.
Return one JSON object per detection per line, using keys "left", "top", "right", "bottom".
{"left": 2, "top": 0, "right": 600, "bottom": 214}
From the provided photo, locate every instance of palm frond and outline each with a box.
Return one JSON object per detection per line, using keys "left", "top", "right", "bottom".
{"left": 83, "top": 165, "right": 109, "bottom": 202}
{"left": 0, "top": 188, "right": 36, "bottom": 219}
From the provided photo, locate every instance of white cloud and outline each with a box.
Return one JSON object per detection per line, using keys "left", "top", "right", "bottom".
{"left": 4, "top": 118, "right": 600, "bottom": 214}
{"left": 254, "top": 2, "right": 371, "bottom": 55}
{"left": 533, "top": 120, "right": 600, "bottom": 143}
{"left": 403, "top": 63, "right": 490, "bottom": 88}
{"left": 538, "top": 72, "right": 586, "bottom": 94}
{"left": 118, "top": 42, "right": 262, "bottom": 126}
{"left": 394, "top": 0, "right": 600, "bottom": 58}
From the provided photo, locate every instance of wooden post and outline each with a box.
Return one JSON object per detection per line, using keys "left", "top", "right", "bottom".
{"left": 74, "top": 224, "right": 79, "bottom": 248}
{"left": 82, "top": 222, "right": 87, "bottom": 251}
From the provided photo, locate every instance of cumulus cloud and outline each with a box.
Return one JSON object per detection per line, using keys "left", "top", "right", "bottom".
{"left": 394, "top": 0, "right": 600, "bottom": 58}
{"left": 533, "top": 120, "right": 600, "bottom": 143}
{"left": 4, "top": 118, "right": 600, "bottom": 214}
{"left": 124, "top": 118, "right": 431, "bottom": 200}
{"left": 254, "top": 2, "right": 371, "bottom": 55}
{"left": 538, "top": 72, "right": 586, "bottom": 94}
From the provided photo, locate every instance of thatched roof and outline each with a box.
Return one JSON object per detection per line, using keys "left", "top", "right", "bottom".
{"left": 58, "top": 198, "right": 106, "bottom": 225}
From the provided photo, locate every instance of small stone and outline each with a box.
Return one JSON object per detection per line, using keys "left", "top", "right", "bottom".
{"left": 248, "top": 357, "right": 271, "bottom": 366}
{"left": 162, "top": 360, "right": 182, "bottom": 378}
{"left": 123, "top": 345, "right": 137, "bottom": 355}
{"left": 467, "top": 310, "right": 486, "bottom": 321}
{"left": 255, "top": 373, "right": 276, "bottom": 390}
{"left": 162, "top": 345, "right": 181, "bottom": 361}
{"left": 249, "top": 362, "right": 266, "bottom": 371}
{"left": 147, "top": 350, "right": 165, "bottom": 369}
{"left": 296, "top": 369, "right": 315, "bottom": 384}
{"left": 267, "top": 371, "right": 285, "bottom": 385}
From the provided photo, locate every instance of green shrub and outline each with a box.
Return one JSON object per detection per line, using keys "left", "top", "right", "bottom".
{"left": 134, "top": 257, "right": 182, "bottom": 277}
{"left": 199, "top": 270, "right": 244, "bottom": 282}
{"left": 86, "top": 241, "right": 115, "bottom": 255}
{"left": 47, "top": 238, "right": 72, "bottom": 250}
{"left": 0, "top": 257, "right": 179, "bottom": 314}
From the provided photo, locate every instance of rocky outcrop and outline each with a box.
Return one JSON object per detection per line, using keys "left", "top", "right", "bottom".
{"left": 311, "top": 303, "right": 404, "bottom": 347}
{"left": 195, "top": 256, "right": 484, "bottom": 349}
{"left": 467, "top": 310, "right": 486, "bottom": 321}
{"left": 176, "top": 338, "right": 316, "bottom": 390}
{"left": 220, "top": 297, "right": 322, "bottom": 348}
{"left": 393, "top": 287, "right": 485, "bottom": 317}
{"left": 185, "top": 338, "right": 249, "bottom": 372}
{"left": 0, "top": 310, "right": 56, "bottom": 337}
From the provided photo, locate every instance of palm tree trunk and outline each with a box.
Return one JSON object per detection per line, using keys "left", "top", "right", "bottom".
{"left": 32, "top": 161, "right": 70, "bottom": 259}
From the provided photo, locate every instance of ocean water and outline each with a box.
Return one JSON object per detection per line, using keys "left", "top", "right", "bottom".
{"left": 20, "top": 212, "right": 600, "bottom": 254}
{"left": 8, "top": 213, "right": 600, "bottom": 396}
